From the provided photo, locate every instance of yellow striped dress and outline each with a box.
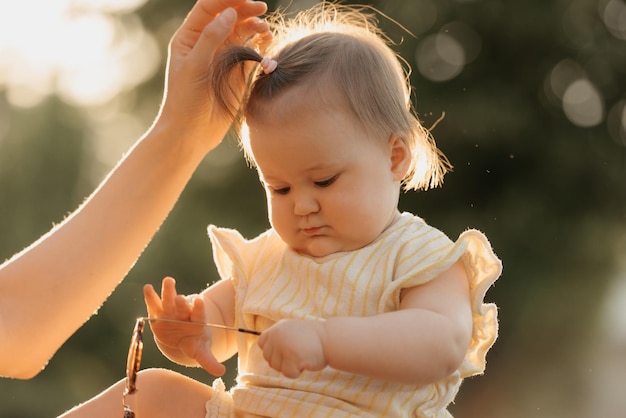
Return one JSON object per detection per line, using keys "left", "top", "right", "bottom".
{"left": 204, "top": 212, "right": 501, "bottom": 418}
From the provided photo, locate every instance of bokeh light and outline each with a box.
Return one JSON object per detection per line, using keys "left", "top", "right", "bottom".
{"left": 0, "top": 0, "right": 159, "bottom": 108}
{"left": 607, "top": 100, "right": 626, "bottom": 146}
{"left": 545, "top": 59, "right": 586, "bottom": 106}
{"left": 602, "top": 0, "right": 626, "bottom": 40}
{"left": 440, "top": 21, "right": 481, "bottom": 64}
{"left": 562, "top": 78, "right": 604, "bottom": 127}
{"left": 414, "top": 19, "right": 481, "bottom": 83}
{"left": 416, "top": 32, "right": 466, "bottom": 82}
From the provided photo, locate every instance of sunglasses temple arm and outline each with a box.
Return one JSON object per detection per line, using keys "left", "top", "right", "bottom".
{"left": 214, "top": 324, "right": 261, "bottom": 336}
{"left": 143, "top": 317, "right": 260, "bottom": 336}
{"left": 239, "top": 328, "right": 261, "bottom": 336}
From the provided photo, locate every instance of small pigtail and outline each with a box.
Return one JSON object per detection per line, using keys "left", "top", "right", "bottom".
{"left": 211, "top": 46, "right": 266, "bottom": 123}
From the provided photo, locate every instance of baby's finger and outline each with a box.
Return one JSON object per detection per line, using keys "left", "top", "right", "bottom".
{"left": 160, "top": 277, "right": 178, "bottom": 313}
{"left": 174, "top": 294, "right": 193, "bottom": 319}
{"left": 195, "top": 347, "right": 226, "bottom": 376}
{"left": 190, "top": 297, "right": 208, "bottom": 323}
{"left": 143, "top": 284, "right": 162, "bottom": 315}
{"left": 280, "top": 361, "right": 303, "bottom": 379}
{"left": 257, "top": 331, "right": 267, "bottom": 348}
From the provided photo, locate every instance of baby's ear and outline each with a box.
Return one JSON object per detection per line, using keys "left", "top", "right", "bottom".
{"left": 389, "top": 135, "right": 411, "bottom": 181}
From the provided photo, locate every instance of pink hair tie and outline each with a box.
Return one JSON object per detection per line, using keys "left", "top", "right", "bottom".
{"left": 260, "top": 56, "right": 278, "bottom": 74}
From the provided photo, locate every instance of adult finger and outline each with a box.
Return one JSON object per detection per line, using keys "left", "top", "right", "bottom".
{"left": 187, "top": 8, "right": 240, "bottom": 59}
{"left": 183, "top": 13, "right": 269, "bottom": 77}
{"left": 226, "top": 15, "right": 271, "bottom": 48}
{"left": 182, "top": 0, "right": 267, "bottom": 32}
{"left": 174, "top": 0, "right": 267, "bottom": 51}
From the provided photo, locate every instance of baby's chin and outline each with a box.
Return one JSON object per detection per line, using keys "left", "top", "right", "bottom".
{"left": 290, "top": 238, "right": 338, "bottom": 258}
{"left": 292, "top": 237, "right": 372, "bottom": 259}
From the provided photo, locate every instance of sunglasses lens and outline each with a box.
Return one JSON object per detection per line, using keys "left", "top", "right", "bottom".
{"left": 125, "top": 319, "right": 144, "bottom": 395}
{"left": 123, "top": 405, "right": 136, "bottom": 418}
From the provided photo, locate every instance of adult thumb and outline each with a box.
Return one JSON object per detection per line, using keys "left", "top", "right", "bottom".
{"left": 194, "top": 8, "right": 237, "bottom": 57}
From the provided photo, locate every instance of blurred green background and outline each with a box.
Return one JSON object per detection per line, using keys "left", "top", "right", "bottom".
{"left": 1, "top": 0, "right": 625, "bottom": 417}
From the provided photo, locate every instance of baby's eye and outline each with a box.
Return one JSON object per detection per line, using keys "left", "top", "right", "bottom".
{"left": 315, "top": 175, "right": 338, "bottom": 188}
{"left": 272, "top": 186, "right": 290, "bottom": 195}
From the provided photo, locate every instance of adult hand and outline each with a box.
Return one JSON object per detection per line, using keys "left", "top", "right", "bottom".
{"left": 157, "top": 0, "right": 271, "bottom": 152}
{"left": 144, "top": 277, "right": 226, "bottom": 376}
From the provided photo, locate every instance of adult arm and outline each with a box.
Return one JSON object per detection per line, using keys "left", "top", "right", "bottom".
{"left": 0, "top": 0, "right": 269, "bottom": 380}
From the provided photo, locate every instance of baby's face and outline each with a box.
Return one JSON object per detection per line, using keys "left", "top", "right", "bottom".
{"left": 247, "top": 92, "right": 405, "bottom": 258}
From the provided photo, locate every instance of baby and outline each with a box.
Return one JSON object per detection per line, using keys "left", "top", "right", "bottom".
{"left": 60, "top": 3, "right": 501, "bottom": 417}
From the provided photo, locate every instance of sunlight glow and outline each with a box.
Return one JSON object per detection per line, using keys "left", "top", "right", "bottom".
{"left": 0, "top": 0, "right": 158, "bottom": 108}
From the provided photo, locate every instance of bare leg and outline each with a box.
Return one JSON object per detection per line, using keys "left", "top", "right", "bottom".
{"left": 58, "top": 368, "right": 214, "bottom": 418}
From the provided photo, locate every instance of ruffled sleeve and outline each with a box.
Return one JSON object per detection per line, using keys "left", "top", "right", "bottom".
{"left": 380, "top": 220, "right": 501, "bottom": 379}
{"left": 424, "top": 229, "right": 500, "bottom": 378}
{"left": 207, "top": 225, "right": 281, "bottom": 286}
{"left": 207, "top": 225, "right": 248, "bottom": 284}
{"left": 456, "top": 229, "right": 501, "bottom": 378}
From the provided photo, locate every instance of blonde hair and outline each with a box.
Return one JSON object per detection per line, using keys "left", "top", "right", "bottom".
{"left": 212, "top": 2, "right": 451, "bottom": 190}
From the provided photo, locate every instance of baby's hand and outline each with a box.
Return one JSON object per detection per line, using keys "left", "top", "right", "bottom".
{"left": 257, "top": 318, "right": 327, "bottom": 378}
{"left": 143, "top": 277, "right": 226, "bottom": 376}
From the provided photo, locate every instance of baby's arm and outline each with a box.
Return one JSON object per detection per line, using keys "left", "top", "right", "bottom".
{"left": 144, "top": 277, "right": 238, "bottom": 376}
{"left": 258, "top": 260, "right": 472, "bottom": 386}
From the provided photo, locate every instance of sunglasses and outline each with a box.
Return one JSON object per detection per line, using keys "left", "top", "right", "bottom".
{"left": 122, "top": 317, "right": 260, "bottom": 418}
